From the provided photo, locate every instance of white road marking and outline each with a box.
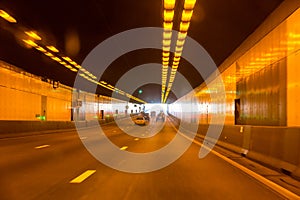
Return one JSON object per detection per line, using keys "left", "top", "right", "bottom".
{"left": 70, "top": 170, "right": 96, "bottom": 183}
{"left": 35, "top": 145, "right": 50, "bottom": 149}
{"left": 80, "top": 137, "right": 87, "bottom": 140}
{"left": 134, "top": 138, "right": 139, "bottom": 141}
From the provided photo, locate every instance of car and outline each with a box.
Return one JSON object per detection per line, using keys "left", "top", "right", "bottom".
{"left": 134, "top": 117, "right": 147, "bottom": 125}
{"left": 150, "top": 111, "right": 156, "bottom": 118}
{"left": 143, "top": 114, "right": 150, "bottom": 121}
{"left": 156, "top": 112, "right": 165, "bottom": 122}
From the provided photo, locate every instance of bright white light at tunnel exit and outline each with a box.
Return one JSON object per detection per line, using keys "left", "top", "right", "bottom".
{"left": 144, "top": 103, "right": 168, "bottom": 114}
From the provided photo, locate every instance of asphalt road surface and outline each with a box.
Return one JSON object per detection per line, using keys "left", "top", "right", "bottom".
{"left": 0, "top": 118, "right": 287, "bottom": 200}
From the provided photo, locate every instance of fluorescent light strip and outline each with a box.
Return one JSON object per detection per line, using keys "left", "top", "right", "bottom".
{"left": 0, "top": 10, "right": 17, "bottom": 23}
{"left": 179, "top": 22, "right": 190, "bottom": 32}
{"left": 45, "top": 52, "right": 54, "bottom": 57}
{"left": 29, "top": 42, "right": 88, "bottom": 76}
{"left": 36, "top": 46, "right": 79, "bottom": 72}
{"left": 51, "top": 57, "right": 62, "bottom": 62}
{"left": 15, "top": 10, "right": 146, "bottom": 104}
{"left": 23, "top": 40, "right": 81, "bottom": 73}
{"left": 84, "top": 77, "right": 146, "bottom": 104}
{"left": 46, "top": 46, "right": 59, "bottom": 52}
{"left": 164, "top": 22, "right": 173, "bottom": 31}
{"left": 164, "top": 10, "right": 174, "bottom": 21}
{"left": 184, "top": 0, "right": 196, "bottom": 9}
{"left": 163, "top": 0, "right": 197, "bottom": 103}
{"left": 181, "top": 10, "right": 193, "bottom": 21}
{"left": 22, "top": 39, "right": 38, "bottom": 47}
{"left": 83, "top": 77, "right": 146, "bottom": 103}
{"left": 164, "top": 0, "right": 176, "bottom": 9}
{"left": 61, "top": 56, "right": 97, "bottom": 79}
{"left": 36, "top": 46, "right": 47, "bottom": 53}
{"left": 25, "top": 31, "right": 41, "bottom": 40}
{"left": 161, "top": 0, "right": 176, "bottom": 103}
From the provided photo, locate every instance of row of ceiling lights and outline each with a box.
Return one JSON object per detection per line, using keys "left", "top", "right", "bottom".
{"left": 161, "top": 0, "right": 175, "bottom": 103}
{"left": 0, "top": 9, "right": 146, "bottom": 104}
{"left": 161, "top": 0, "right": 197, "bottom": 103}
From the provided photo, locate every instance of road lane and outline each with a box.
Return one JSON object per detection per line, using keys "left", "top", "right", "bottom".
{"left": 0, "top": 119, "right": 287, "bottom": 200}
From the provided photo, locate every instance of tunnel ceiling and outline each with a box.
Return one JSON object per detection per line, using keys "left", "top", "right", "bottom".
{"left": 0, "top": 0, "right": 284, "bottom": 103}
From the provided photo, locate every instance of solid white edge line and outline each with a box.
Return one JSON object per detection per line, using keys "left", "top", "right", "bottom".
{"left": 179, "top": 130, "right": 300, "bottom": 200}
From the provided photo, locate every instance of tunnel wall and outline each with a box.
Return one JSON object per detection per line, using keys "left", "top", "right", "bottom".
{"left": 169, "top": 2, "right": 300, "bottom": 179}
{"left": 210, "top": 124, "right": 300, "bottom": 179}
{"left": 237, "top": 58, "right": 287, "bottom": 126}
{"left": 0, "top": 119, "right": 110, "bottom": 137}
{"left": 0, "top": 61, "right": 130, "bottom": 124}
{"left": 0, "top": 61, "right": 72, "bottom": 121}
{"left": 169, "top": 2, "right": 300, "bottom": 127}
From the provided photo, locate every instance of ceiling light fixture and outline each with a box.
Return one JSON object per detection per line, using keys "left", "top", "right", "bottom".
{"left": 0, "top": 10, "right": 17, "bottom": 23}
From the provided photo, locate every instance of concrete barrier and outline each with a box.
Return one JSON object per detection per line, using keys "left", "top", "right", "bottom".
{"left": 211, "top": 125, "right": 300, "bottom": 179}
{"left": 248, "top": 126, "right": 300, "bottom": 179}
{"left": 0, "top": 120, "right": 75, "bottom": 134}
{"left": 168, "top": 114, "right": 300, "bottom": 180}
{"left": 0, "top": 119, "right": 112, "bottom": 136}
{"left": 0, "top": 116, "right": 131, "bottom": 138}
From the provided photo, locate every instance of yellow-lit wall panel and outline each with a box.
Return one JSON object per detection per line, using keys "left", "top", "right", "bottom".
{"left": 0, "top": 86, "right": 40, "bottom": 120}
{"left": 287, "top": 52, "right": 300, "bottom": 126}
{"left": 237, "top": 59, "right": 286, "bottom": 126}
{"left": 0, "top": 61, "right": 72, "bottom": 121}
{"left": 169, "top": 7, "right": 300, "bottom": 127}
{"left": 47, "top": 97, "right": 71, "bottom": 121}
{"left": 85, "top": 92, "right": 98, "bottom": 121}
{"left": 0, "top": 61, "right": 129, "bottom": 122}
{"left": 221, "top": 63, "right": 236, "bottom": 125}
{"left": 72, "top": 91, "right": 128, "bottom": 121}
{"left": 286, "top": 8, "right": 300, "bottom": 55}
{"left": 196, "top": 88, "right": 211, "bottom": 124}
{"left": 286, "top": 8, "right": 300, "bottom": 126}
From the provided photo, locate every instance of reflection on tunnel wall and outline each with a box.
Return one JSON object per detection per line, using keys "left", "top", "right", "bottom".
{"left": 237, "top": 58, "right": 287, "bottom": 126}
{"left": 0, "top": 60, "right": 128, "bottom": 122}
{"left": 0, "top": 61, "right": 72, "bottom": 121}
{"left": 168, "top": 63, "right": 235, "bottom": 126}
{"left": 72, "top": 90, "right": 129, "bottom": 122}
{"left": 169, "top": 6, "right": 300, "bottom": 127}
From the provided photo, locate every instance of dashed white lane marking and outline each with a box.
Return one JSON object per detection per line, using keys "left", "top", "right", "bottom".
{"left": 35, "top": 145, "right": 50, "bottom": 149}
{"left": 120, "top": 146, "right": 128, "bottom": 150}
{"left": 70, "top": 170, "right": 96, "bottom": 183}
